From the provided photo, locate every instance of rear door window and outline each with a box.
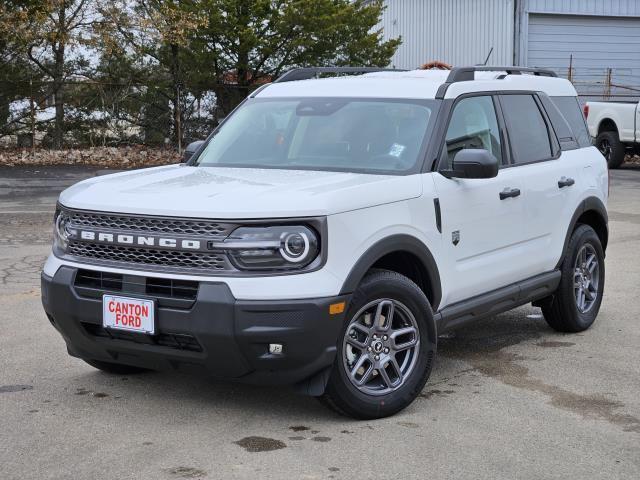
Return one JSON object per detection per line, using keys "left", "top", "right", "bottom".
{"left": 550, "top": 96, "right": 592, "bottom": 148}
{"left": 500, "top": 94, "right": 553, "bottom": 164}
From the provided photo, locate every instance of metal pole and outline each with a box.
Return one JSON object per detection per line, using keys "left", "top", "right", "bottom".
{"left": 176, "top": 83, "right": 182, "bottom": 154}
{"left": 29, "top": 79, "right": 35, "bottom": 156}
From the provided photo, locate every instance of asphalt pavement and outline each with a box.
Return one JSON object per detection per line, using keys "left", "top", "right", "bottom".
{"left": 0, "top": 164, "right": 639, "bottom": 480}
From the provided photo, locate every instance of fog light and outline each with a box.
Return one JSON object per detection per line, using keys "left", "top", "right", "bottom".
{"left": 269, "top": 343, "right": 283, "bottom": 355}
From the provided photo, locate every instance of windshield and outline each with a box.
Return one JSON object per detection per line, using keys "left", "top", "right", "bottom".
{"left": 195, "top": 98, "right": 439, "bottom": 174}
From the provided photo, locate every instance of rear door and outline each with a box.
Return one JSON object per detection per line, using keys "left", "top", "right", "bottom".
{"left": 497, "top": 93, "right": 577, "bottom": 276}
{"left": 432, "top": 94, "right": 528, "bottom": 306}
{"left": 548, "top": 95, "right": 604, "bottom": 262}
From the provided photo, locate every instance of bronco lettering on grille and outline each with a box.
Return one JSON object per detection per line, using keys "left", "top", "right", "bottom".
{"left": 75, "top": 229, "right": 202, "bottom": 250}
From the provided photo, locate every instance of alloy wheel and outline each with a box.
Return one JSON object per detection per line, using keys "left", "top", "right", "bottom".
{"left": 574, "top": 244, "right": 600, "bottom": 313}
{"left": 342, "top": 299, "right": 420, "bottom": 396}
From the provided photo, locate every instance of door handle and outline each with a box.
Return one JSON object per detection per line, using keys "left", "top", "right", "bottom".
{"left": 558, "top": 177, "right": 575, "bottom": 188}
{"left": 499, "top": 188, "right": 521, "bottom": 200}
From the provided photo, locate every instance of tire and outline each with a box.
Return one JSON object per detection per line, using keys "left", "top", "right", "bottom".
{"left": 596, "top": 131, "right": 625, "bottom": 169}
{"left": 83, "top": 359, "right": 149, "bottom": 375}
{"left": 542, "top": 225, "right": 605, "bottom": 333}
{"left": 320, "top": 270, "right": 437, "bottom": 419}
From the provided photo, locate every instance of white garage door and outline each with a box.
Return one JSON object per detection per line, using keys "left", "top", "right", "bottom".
{"left": 527, "top": 14, "right": 640, "bottom": 100}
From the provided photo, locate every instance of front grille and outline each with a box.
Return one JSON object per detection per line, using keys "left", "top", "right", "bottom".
{"left": 145, "top": 277, "right": 199, "bottom": 300}
{"left": 74, "top": 269, "right": 199, "bottom": 308}
{"left": 68, "top": 242, "right": 230, "bottom": 272}
{"left": 60, "top": 208, "right": 238, "bottom": 274}
{"left": 75, "top": 269, "right": 123, "bottom": 291}
{"left": 82, "top": 323, "right": 203, "bottom": 352}
{"left": 68, "top": 211, "right": 234, "bottom": 237}
{"left": 74, "top": 269, "right": 199, "bottom": 300}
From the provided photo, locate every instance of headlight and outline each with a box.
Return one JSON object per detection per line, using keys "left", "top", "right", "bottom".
{"left": 53, "top": 208, "right": 74, "bottom": 253}
{"left": 219, "top": 225, "right": 320, "bottom": 271}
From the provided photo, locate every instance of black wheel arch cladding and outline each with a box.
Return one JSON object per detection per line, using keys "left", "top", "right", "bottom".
{"left": 556, "top": 196, "right": 608, "bottom": 270}
{"left": 339, "top": 234, "right": 442, "bottom": 311}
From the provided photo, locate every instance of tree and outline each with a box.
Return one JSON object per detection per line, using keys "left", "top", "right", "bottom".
{"left": 20, "top": 0, "right": 95, "bottom": 148}
{"left": 0, "top": 1, "right": 44, "bottom": 140}
{"left": 99, "top": 0, "right": 208, "bottom": 151}
{"left": 100, "top": 0, "right": 400, "bottom": 147}
{"left": 199, "top": 0, "right": 401, "bottom": 115}
{"left": 3, "top": 0, "right": 400, "bottom": 149}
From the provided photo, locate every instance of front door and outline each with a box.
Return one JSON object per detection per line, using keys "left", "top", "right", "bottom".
{"left": 433, "top": 95, "right": 527, "bottom": 306}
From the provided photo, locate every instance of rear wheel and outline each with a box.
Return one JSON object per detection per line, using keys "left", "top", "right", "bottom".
{"left": 83, "top": 359, "right": 149, "bottom": 375}
{"left": 542, "top": 225, "right": 605, "bottom": 333}
{"left": 320, "top": 270, "right": 436, "bottom": 419}
{"left": 596, "top": 131, "right": 625, "bottom": 169}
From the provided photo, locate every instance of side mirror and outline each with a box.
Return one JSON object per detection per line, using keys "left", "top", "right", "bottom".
{"left": 183, "top": 140, "right": 205, "bottom": 163}
{"left": 446, "top": 149, "right": 499, "bottom": 179}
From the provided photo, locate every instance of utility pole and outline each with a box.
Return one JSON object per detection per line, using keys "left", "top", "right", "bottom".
{"left": 176, "top": 83, "right": 182, "bottom": 154}
{"left": 29, "top": 78, "right": 36, "bottom": 155}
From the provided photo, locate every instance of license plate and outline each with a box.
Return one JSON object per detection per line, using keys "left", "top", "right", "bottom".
{"left": 103, "top": 295, "right": 155, "bottom": 334}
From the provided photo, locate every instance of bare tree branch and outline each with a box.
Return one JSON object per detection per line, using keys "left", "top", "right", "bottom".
{"left": 27, "top": 45, "right": 55, "bottom": 78}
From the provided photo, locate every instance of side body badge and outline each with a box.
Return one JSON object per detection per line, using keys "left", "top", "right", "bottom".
{"left": 452, "top": 230, "right": 460, "bottom": 246}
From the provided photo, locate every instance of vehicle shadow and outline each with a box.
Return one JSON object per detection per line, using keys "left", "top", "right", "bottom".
{"left": 75, "top": 307, "right": 558, "bottom": 421}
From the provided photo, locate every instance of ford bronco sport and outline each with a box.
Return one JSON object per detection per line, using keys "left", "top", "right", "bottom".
{"left": 42, "top": 66, "right": 608, "bottom": 419}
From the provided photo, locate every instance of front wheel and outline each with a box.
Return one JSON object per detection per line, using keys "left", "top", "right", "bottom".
{"left": 542, "top": 225, "right": 605, "bottom": 333}
{"left": 320, "top": 270, "right": 436, "bottom": 419}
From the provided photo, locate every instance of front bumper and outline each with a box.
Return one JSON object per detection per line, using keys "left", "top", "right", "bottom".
{"left": 41, "top": 267, "right": 349, "bottom": 394}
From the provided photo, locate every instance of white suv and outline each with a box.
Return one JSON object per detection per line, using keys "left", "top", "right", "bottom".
{"left": 41, "top": 66, "right": 608, "bottom": 419}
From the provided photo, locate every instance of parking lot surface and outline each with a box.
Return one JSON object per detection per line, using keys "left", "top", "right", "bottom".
{"left": 1, "top": 165, "right": 639, "bottom": 480}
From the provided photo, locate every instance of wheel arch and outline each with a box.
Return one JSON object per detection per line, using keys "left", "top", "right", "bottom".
{"left": 597, "top": 118, "right": 618, "bottom": 135}
{"left": 556, "top": 196, "right": 608, "bottom": 269}
{"left": 339, "top": 234, "right": 442, "bottom": 311}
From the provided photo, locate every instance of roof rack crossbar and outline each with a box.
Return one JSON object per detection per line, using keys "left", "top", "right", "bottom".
{"left": 435, "top": 65, "right": 558, "bottom": 99}
{"left": 274, "top": 67, "right": 407, "bottom": 83}
{"left": 445, "top": 66, "right": 558, "bottom": 83}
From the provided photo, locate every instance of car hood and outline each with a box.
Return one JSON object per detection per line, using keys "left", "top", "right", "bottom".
{"left": 59, "top": 165, "right": 423, "bottom": 218}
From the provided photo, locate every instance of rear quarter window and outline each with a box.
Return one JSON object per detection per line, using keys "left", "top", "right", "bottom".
{"left": 550, "top": 96, "right": 592, "bottom": 148}
{"left": 539, "top": 95, "right": 579, "bottom": 151}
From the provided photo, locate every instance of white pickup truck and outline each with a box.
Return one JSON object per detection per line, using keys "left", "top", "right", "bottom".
{"left": 586, "top": 100, "right": 640, "bottom": 168}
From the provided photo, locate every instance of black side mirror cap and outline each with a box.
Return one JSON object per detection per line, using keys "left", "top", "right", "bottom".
{"left": 443, "top": 149, "right": 499, "bottom": 179}
{"left": 183, "top": 140, "right": 205, "bottom": 163}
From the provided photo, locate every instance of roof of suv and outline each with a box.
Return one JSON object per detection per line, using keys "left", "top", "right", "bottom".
{"left": 255, "top": 69, "right": 577, "bottom": 100}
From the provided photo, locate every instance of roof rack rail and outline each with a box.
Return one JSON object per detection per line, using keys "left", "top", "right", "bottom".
{"left": 446, "top": 66, "right": 557, "bottom": 82}
{"left": 436, "top": 66, "right": 558, "bottom": 99}
{"left": 274, "top": 66, "right": 407, "bottom": 83}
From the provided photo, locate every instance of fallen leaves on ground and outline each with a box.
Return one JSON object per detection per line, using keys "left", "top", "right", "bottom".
{"left": 0, "top": 147, "right": 181, "bottom": 168}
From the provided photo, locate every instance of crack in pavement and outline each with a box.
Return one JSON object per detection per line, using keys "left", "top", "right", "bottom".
{"left": 0, "top": 254, "right": 47, "bottom": 286}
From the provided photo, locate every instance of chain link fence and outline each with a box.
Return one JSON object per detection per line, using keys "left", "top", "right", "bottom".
{"left": 561, "top": 58, "right": 640, "bottom": 101}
